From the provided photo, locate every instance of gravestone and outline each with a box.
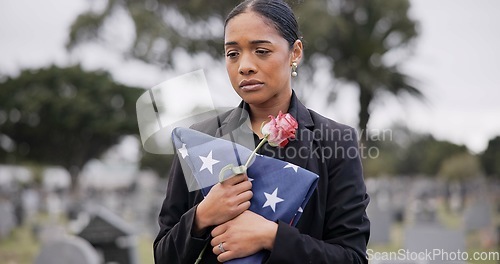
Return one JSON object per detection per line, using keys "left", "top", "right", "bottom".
{"left": 0, "top": 200, "right": 16, "bottom": 240}
{"left": 367, "top": 196, "right": 393, "bottom": 245}
{"left": 411, "top": 198, "right": 437, "bottom": 225}
{"left": 463, "top": 200, "right": 492, "bottom": 232}
{"left": 36, "top": 224, "right": 66, "bottom": 243}
{"left": 409, "top": 180, "right": 438, "bottom": 226}
{"left": 35, "top": 235, "right": 100, "bottom": 264}
{"left": 21, "top": 187, "right": 39, "bottom": 223}
{"left": 390, "top": 179, "right": 410, "bottom": 223}
{"left": 404, "top": 225, "right": 466, "bottom": 264}
{"left": 77, "top": 205, "right": 138, "bottom": 264}
{"left": 128, "top": 170, "right": 161, "bottom": 236}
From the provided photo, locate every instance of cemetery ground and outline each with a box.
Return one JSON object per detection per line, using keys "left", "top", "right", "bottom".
{"left": 0, "top": 213, "right": 155, "bottom": 264}
{"left": 0, "top": 199, "right": 497, "bottom": 263}
{"left": 368, "top": 198, "right": 499, "bottom": 264}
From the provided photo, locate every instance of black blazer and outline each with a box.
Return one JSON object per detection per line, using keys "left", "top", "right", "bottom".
{"left": 154, "top": 92, "right": 370, "bottom": 263}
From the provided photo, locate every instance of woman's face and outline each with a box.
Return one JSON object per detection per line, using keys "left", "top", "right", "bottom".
{"left": 224, "top": 11, "right": 301, "bottom": 108}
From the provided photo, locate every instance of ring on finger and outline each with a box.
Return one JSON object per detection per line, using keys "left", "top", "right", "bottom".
{"left": 218, "top": 242, "right": 226, "bottom": 253}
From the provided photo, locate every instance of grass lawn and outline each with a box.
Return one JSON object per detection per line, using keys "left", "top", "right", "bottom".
{"left": 368, "top": 199, "right": 499, "bottom": 264}
{"left": 2, "top": 201, "right": 498, "bottom": 264}
{"left": 0, "top": 225, "right": 40, "bottom": 264}
{"left": 0, "top": 222, "right": 156, "bottom": 264}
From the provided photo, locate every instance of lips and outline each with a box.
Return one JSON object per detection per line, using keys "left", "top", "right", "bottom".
{"left": 239, "top": 79, "right": 264, "bottom": 91}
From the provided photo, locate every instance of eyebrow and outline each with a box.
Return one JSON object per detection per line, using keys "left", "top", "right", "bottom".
{"left": 224, "top": 40, "right": 273, "bottom": 46}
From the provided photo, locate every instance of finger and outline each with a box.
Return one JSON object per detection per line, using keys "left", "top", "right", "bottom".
{"left": 212, "top": 243, "right": 229, "bottom": 258}
{"left": 237, "top": 189, "right": 253, "bottom": 202}
{"left": 232, "top": 192, "right": 252, "bottom": 209}
{"left": 217, "top": 252, "right": 233, "bottom": 263}
{"left": 212, "top": 245, "right": 220, "bottom": 255}
{"left": 233, "top": 180, "right": 252, "bottom": 194}
{"left": 240, "top": 173, "right": 248, "bottom": 181}
{"left": 210, "top": 232, "right": 225, "bottom": 247}
{"left": 236, "top": 200, "right": 251, "bottom": 212}
{"left": 211, "top": 223, "right": 227, "bottom": 238}
{"left": 210, "top": 236, "right": 219, "bottom": 247}
{"left": 222, "top": 173, "right": 247, "bottom": 185}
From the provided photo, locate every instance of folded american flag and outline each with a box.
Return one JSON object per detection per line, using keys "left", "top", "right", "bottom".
{"left": 172, "top": 127, "right": 318, "bottom": 263}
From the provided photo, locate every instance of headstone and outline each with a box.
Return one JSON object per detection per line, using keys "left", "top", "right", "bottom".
{"left": 367, "top": 196, "right": 393, "bottom": 245}
{"left": 389, "top": 177, "right": 413, "bottom": 224}
{"left": 0, "top": 200, "right": 16, "bottom": 240}
{"left": 21, "top": 187, "right": 39, "bottom": 223}
{"left": 412, "top": 198, "right": 437, "bottom": 225}
{"left": 36, "top": 224, "right": 66, "bottom": 243}
{"left": 409, "top": 180, "right": 438, "bottom": 226}
{"left": 35, "top": 236, "right": 100, "bottom": 264}
{"left": 77, "top": 205, "right": 139, "bottom": 264}
{"left": 446, "top": 182, "right": 465, "bottom": 213}
{"left": 404, "top": 225, "right": 466, "bottom": 264}
{"left": 131, "top": 170, "right": 161, "bottom": 236}
{"left": 46, "top": 192, "right": 64, "bottom": 219}
{"left": 463, "top": 200, "right": 492, "bottom": 232}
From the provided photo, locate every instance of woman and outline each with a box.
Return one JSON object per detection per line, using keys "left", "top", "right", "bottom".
{"left": 154, "top": 0, "right": 370, "bottom": 263}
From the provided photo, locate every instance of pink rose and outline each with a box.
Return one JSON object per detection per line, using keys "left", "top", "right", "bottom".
{"left": 261, "top": 111, "right": 298, "bottom": 147}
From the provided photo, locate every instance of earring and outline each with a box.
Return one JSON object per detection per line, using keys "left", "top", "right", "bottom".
{"left": 291, "top": 62, "right": 298, "bottom": 77}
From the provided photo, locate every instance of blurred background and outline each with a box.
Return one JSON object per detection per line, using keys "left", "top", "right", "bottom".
{"left": 0, "top": 0, "right": 499, "bottom": 263}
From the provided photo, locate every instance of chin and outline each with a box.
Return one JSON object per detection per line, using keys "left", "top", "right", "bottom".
{"left": 238, "top": 93, "right": 266, "bottom": 105}
{"left": 244, "top": 96, "right": 278, "bottom": 108}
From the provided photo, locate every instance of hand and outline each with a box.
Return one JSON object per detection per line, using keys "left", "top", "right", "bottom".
{"left": 210, "top": 211, "right": 278, "bottom": 262}
{"left": 194, "top": 174, "right": 252, "bottom": 233}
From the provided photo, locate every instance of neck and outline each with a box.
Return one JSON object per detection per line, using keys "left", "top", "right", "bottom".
{"left": 249, "top": 102, "right": 290, "bottom": 122}
{"left": 248, "top": 92, "right": 292, "bottom": 137}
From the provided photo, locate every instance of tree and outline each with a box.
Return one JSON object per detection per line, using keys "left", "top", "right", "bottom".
{"left": 361, "top": 127, "right": 403, "bottom": 177}
{"left": 438, "top": 153, "right": 482, "bottom": 182}
{"left": 0, "top": 65, "right": 143, "bottom": 189}
{"left": 481, "top": 136, "right": 500, "bottom": 178}
{"left": 296, "top": 0, "right": 422, "bottom": 134}
{"left": 67, "top": 0, "right": 422, "bottom": 132}
{"left": 398, "top": 134, "right": 468, "bottom": 176}
{"left": 67, "top": 0, "right": 233, "bottom": 67}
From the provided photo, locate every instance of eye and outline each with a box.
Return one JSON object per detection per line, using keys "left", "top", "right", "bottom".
{"left": 256, "top": 49, "right": 270, "bottom": 55}
{"left": 226, "top": 51, "right": 239, "bottom": 59}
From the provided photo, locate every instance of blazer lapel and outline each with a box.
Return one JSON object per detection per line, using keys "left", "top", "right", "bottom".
{"left": 214, "top": 105, "right": 247, "bottom": 138}
{"left": 282, "top": 96, "right": 315, "bottom": 170}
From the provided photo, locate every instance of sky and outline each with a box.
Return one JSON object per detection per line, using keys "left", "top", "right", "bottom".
{"left": 1, "top": 0, "right": 499, "bottom": 154}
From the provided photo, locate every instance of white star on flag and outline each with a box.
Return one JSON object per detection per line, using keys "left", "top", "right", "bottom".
{"left": 298, "top": 207, "right": 303, "bottom": 213}
{"left": 284, "top": 163, "right": 299, "bottom": 172}
{"left": 199, "top": 150, "right": 219, "bottom": 174}
{"left": 178, "top": 144, "right": 189, "bottom": 159}
{"left": 263, "top": 187, "right": 284, "bottom": 212}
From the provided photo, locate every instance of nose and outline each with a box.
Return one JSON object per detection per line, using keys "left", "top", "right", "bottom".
{"left": 238, "top": 53, "right": 257, "bottom": 75}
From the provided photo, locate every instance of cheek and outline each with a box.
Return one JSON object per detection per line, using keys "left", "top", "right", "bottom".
{"left": 226, "top": 63, "right": 240, "bottom": 87}
{"left": 265, "top": 63, "right": 288, "bottom": 84}
{"left": 226, "top": 63, "right": 236, "bottom": 78}
{"left": 268, "top": 57, "right": 289, "bottom": 75}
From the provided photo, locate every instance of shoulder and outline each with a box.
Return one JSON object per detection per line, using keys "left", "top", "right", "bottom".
{"left": 189, "top": 108, "right": 237, "bottom": 136}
